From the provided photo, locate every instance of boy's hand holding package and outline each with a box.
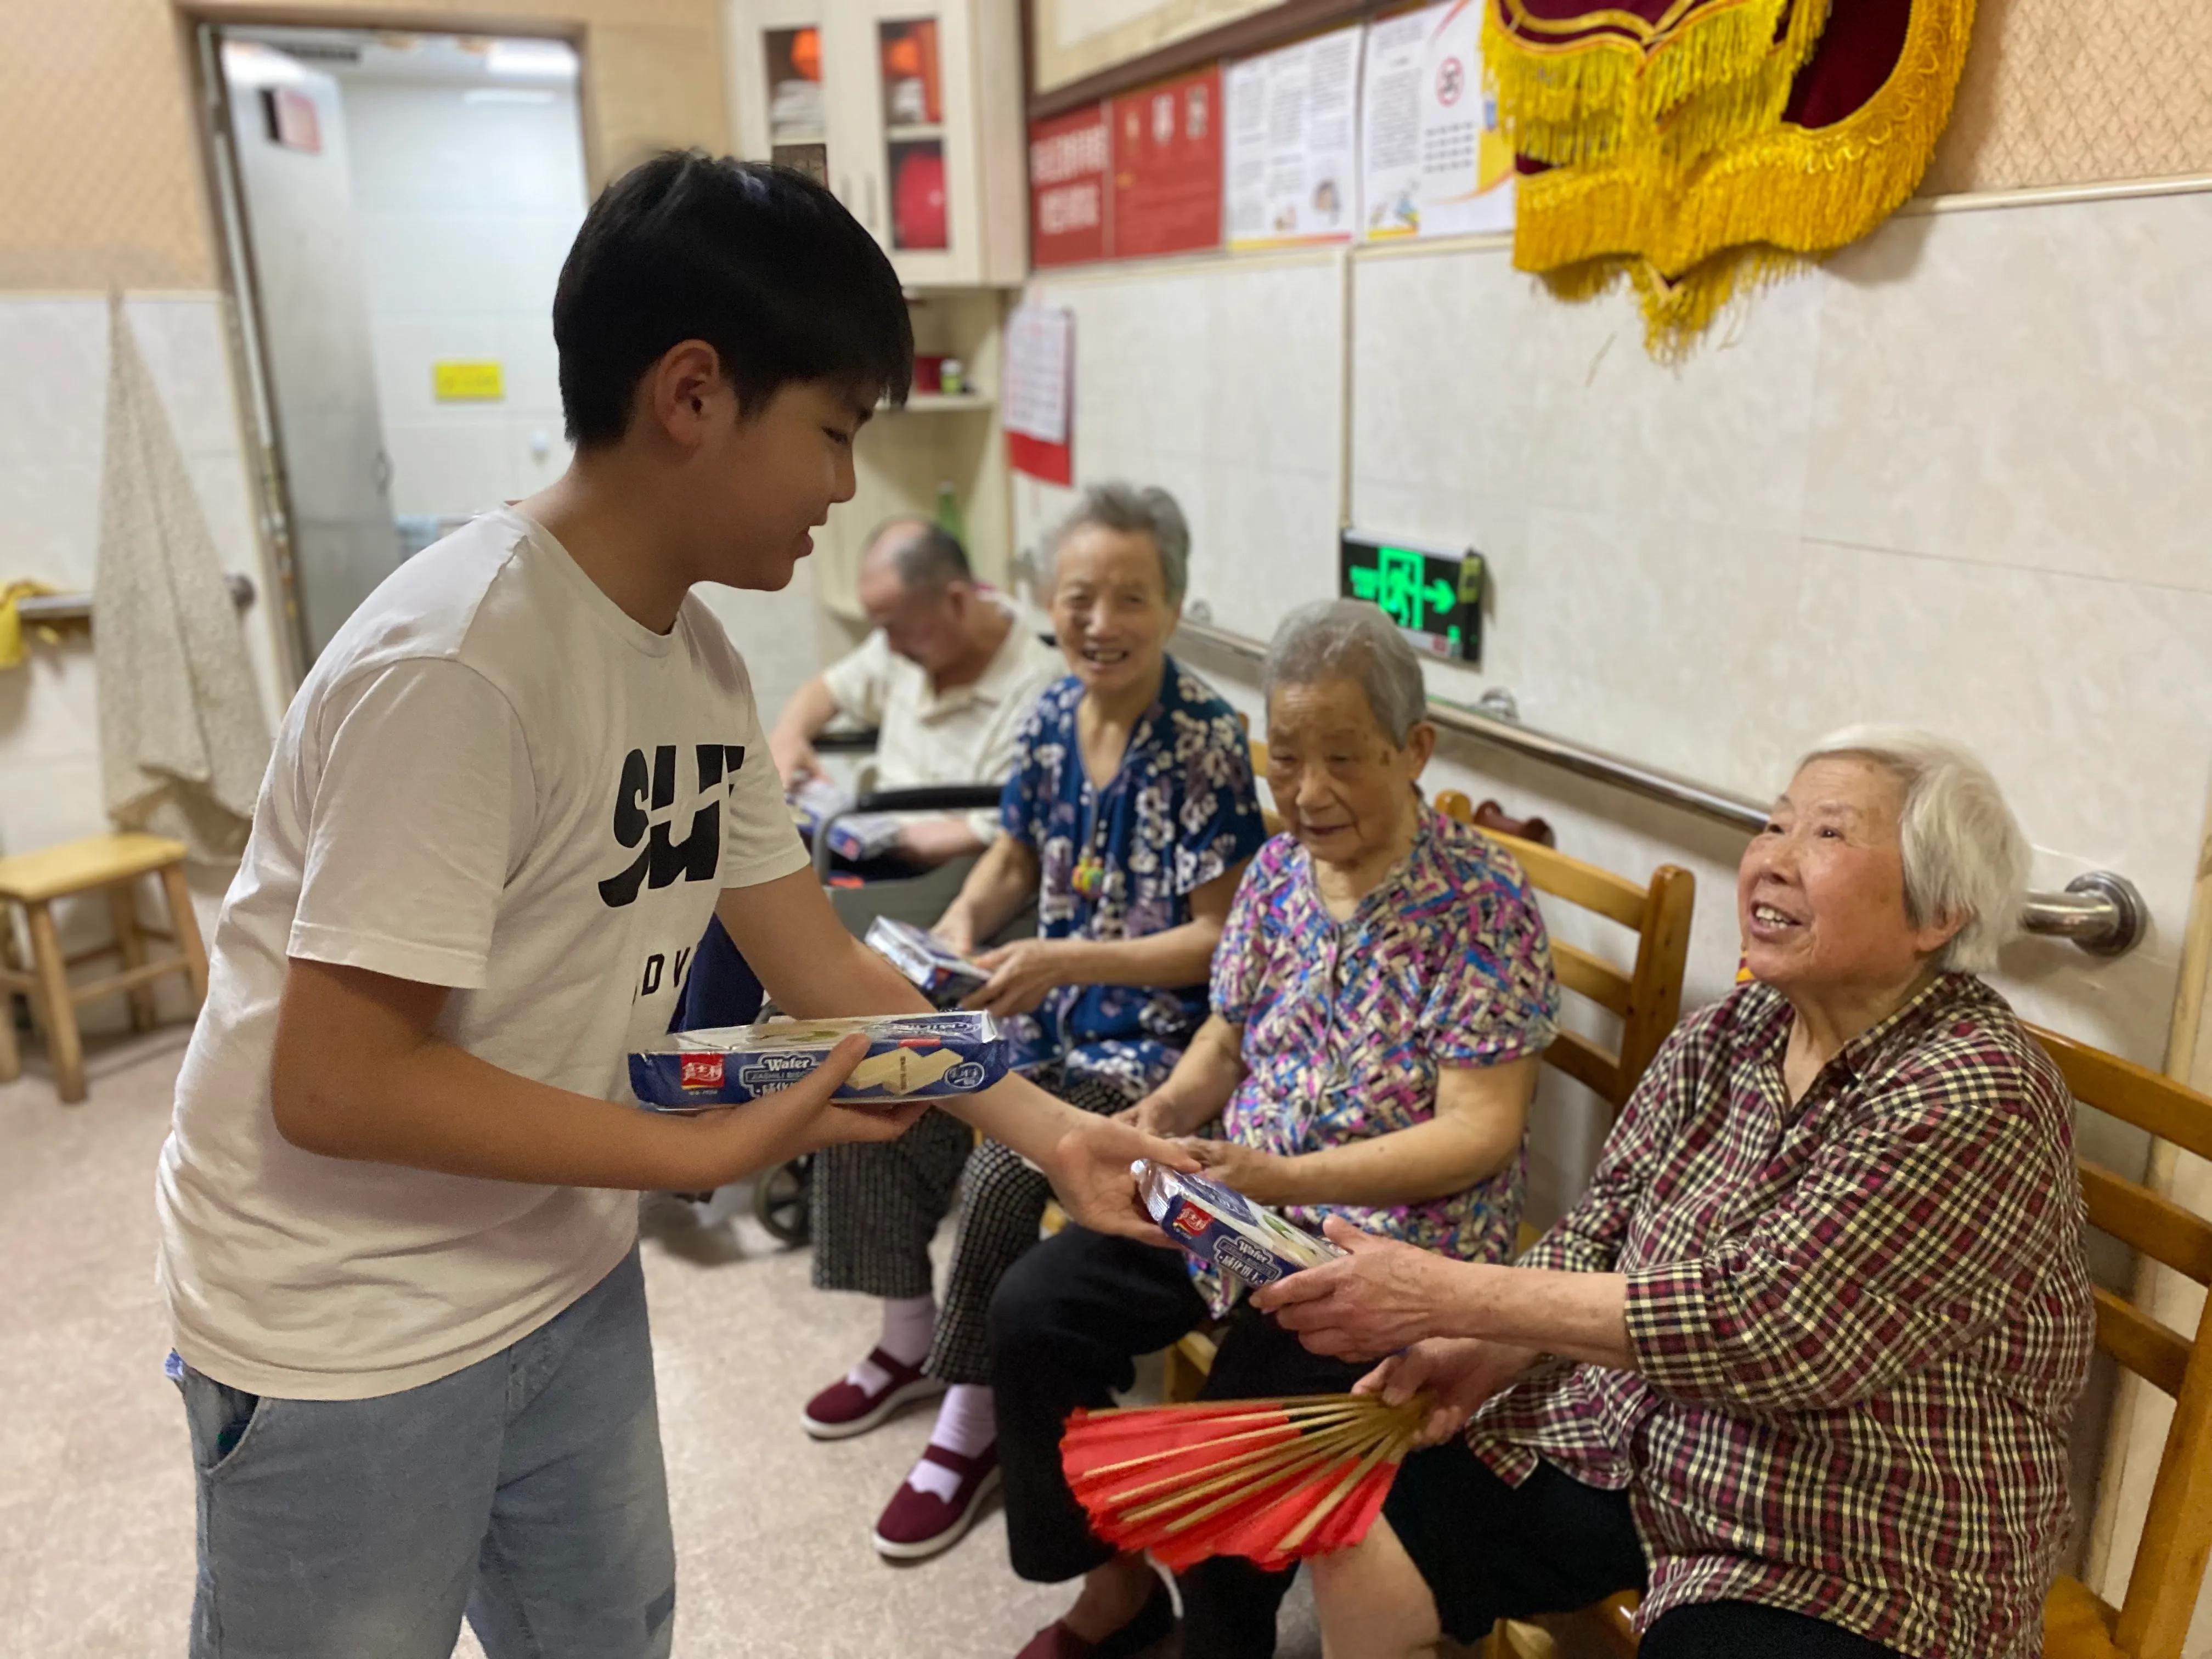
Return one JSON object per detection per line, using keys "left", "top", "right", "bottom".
{"left": 669, "top": 1033, "right": 934, "bottom": 1173}
{"left": 270, "top": 963, "right": 924, "bottom": 1199}
{"left": 1032, "top": 1110, "right": 1201, "bottom": 1245}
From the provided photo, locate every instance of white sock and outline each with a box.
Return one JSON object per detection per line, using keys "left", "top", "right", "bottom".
{"left": 881, "top": 1294, "right": 936, "bottom": 1365}
{"left": 848, "top": 1294, "right": 935, "bottom": 1393}
{"left": 910, "top": 1385, "right": 997, "bottom": 1503}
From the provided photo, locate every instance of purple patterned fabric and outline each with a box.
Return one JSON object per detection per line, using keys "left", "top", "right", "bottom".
{"left": 1199, "top": 805, "right": 1560, "bottom": 1312}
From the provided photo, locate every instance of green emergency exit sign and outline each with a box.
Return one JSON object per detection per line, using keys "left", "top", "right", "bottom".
{"left": 1340, "top": 531, "right": 1484, "bottom": 664}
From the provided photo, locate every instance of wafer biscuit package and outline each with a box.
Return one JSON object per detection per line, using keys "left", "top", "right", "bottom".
{"left": 864, "top": 916, "right": 991, "bottom": 1002}
{"left": 630, "top": 1012, "right": 1009, "bottom": 1110}
{"left": 1135, "top": 1160, "right": 1345, "bottom": 1289}
{"left": 826, "top": 812, "right": 903, "bottom": 862}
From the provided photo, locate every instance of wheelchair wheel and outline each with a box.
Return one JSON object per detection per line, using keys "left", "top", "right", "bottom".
{"left": 753, "top": 1155, "right": 813, "bottom": 1247}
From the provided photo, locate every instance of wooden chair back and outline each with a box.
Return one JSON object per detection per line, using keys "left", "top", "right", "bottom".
{"left": 1433, "top": 790, "right": 1695, "bottom": 1119}
{"left": 2028, "top": 1025, "right": 2212, "bottom": 1659}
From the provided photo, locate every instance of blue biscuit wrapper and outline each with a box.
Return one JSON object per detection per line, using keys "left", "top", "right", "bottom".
{"left": 1134, "top": 1160, "right": 1345, "bottom": 1289}
{"left": 864, "top": 916, "right": 992, "bottom": 1001}
{"left": 631, "top": 1012, "right": 1009, "bottom": 1110}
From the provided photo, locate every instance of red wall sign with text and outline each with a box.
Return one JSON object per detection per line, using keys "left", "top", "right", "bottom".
{"left": 1029, "top": 105, "right": 1111, "bottom": 267}
{"left": 1110, "top": 65, "right": 1223, "bottom": 260}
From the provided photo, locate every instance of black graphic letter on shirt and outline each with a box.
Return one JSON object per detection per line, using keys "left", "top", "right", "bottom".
{"left": 597, "top": 743, "right": 745, "bottom": 907}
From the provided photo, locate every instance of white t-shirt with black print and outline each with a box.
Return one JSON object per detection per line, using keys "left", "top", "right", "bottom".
{"left": 156, "top": 507, "right": 808, "bottom": 1401}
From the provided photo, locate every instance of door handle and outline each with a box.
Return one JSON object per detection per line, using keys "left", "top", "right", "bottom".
{"left": 372, "top": 449, "right": 393, "bottom": 498}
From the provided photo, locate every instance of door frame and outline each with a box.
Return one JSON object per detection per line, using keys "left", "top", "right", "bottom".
{"left": 176, "top": 3, "right": 594, "bottom": 684}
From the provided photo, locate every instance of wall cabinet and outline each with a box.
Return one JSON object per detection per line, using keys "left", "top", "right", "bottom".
{"left": 726, "top": 0, "right": 1026, "bottom": 286}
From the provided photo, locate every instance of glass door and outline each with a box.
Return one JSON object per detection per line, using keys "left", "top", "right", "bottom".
{"left": 856, "top": 0, "right": 976, "bottom": 281}
{"left": 874, "top": 16, "right": 947, "bottom": 252}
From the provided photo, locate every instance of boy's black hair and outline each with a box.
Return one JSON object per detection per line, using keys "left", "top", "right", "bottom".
{"left": 554, "top": 152, "right": 912, "bottom": 447}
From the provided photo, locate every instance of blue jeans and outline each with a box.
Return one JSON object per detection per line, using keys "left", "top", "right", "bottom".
{"left": 174, "top": 1247, "right": 674, "bottom": 1659}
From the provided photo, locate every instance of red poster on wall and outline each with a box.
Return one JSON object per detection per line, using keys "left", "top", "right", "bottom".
{"left": 1110, "top": 66, "right": 1223, "bottom": 259}
{"left": 1029, "top": 105, "right": 1110, "bottom": 267}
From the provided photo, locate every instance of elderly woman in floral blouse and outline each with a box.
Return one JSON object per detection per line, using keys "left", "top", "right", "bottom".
{"left": 1260, "top": 729, "right": 2096, "bottom": 1659}
{"left": 801, "top": 482, "right": 1268, "bottom": 1565}
{"left": 984, "top": 599, "right": 1561, "bottom": 1659}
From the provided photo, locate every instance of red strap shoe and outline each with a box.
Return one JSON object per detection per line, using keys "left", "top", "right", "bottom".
{"left": 1015, "top": 1577, "right": 1176, "bottom": 1659}
{"left": 799, "top": 1348, "right": 943, "bottom": 1441}
{"left": 872, "top": 1443, "right": 1003, "bottom": 1560}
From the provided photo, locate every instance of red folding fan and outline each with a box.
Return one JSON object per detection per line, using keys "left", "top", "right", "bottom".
{"left": 1060, "top": 1393, "right": 1425, "bottom": 1573}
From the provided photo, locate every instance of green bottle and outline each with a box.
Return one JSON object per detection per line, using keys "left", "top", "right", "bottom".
{"left": 934, "top": 480, "right": 964, "bottom": 545}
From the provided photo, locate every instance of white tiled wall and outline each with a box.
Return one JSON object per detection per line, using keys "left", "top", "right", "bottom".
{"left": 1015, "top": 190, "right": 2212, "bottom": 1209}
{"left": 339, "top": 80, "right": 589, "bottom": 517}
{"left": 0, "top": 291, "right": 291, "bottom": 1024}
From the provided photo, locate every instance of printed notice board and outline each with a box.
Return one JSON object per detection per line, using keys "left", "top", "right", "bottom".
{"left": 1359, "top": 0, "right": 1515, "bottom": 241}
{"left": 1110, "top": 65, "right": 1223, "bottom": 258}
{"left": 1030, "top": 105, "right": 1111, "bottom": 267}
{"left": 1339, "top": 529, "right": 1483, "bottom": 663}
{"left": 1223, "top": 24, "right": 1362, "bottom": 250}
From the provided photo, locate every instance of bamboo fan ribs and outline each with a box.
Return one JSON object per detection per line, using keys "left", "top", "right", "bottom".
{"left": 1059, "top": 1393, "right": 1426, "bottom": 1572}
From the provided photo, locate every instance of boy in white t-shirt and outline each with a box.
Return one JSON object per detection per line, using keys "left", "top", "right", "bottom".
{"left": 154, "top": 152, "right": 1182, "bottom": 1659}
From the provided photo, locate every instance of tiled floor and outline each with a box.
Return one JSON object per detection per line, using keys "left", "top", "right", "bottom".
{"left": 0, "top": 1028, "right": 1325, "bottom": 1658}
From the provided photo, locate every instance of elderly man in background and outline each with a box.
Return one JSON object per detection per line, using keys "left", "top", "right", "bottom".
{"left": 769, "top": 516, "right": 1062, "bottom": 889}
{"left": 1261, "top": 728, "right": 2096, "bottom": 1659}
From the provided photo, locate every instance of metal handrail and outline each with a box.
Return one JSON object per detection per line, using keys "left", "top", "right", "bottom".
{"left": 1176, "top": 616, "right": 2147, "bottom": 957}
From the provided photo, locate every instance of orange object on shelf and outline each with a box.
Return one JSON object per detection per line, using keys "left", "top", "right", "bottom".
{"left": 788, "top": 26, "right": 820, "bottom": 82}
{"left": 880, "top": 20, "right": 942, "bottom": 124}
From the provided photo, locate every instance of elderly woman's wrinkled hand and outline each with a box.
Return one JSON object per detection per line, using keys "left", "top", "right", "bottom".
{"left": 1180, "top": 1136, "right": 1301, "bottom": 1207}
{"left": 1354, "top": 1338, "right": 1530, "bottom": 1447}
{"left": 963, "top": 939, "right": 1073, "bottom": 1018}
{"left": 1251, "top": 1217, "right": 1464, "bottom": 1360}
{"left": 1114, "top": 1091, "right": 1185, "bottom": 1136}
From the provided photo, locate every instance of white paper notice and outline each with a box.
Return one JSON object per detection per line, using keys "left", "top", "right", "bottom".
{"left": 1224, "top": 24, "right": 1363, "bottom": 249}
{"left": 1359, "top": 0, "right": 1514, "bottom": 241}
{"left": 1003, "top": 304, "right": 1073, "bottom": 445}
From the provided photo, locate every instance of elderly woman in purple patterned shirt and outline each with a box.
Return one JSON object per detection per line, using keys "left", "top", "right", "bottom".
{"left": 983, "top": 599, "right": 1561, "bottom": 1659}
{"left": 1257, "top": 729, "right": 2097, "bottom": 1659}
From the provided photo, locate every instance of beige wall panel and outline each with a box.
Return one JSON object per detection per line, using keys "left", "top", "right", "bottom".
{"left": 0, "top": 3, "right": 217, "bottom": 288}
{"left": 1, "top": 0, "right": 731, "bottom": 295}
{"left": 1923, "top": 0, "right": 2211, "bottom": 194}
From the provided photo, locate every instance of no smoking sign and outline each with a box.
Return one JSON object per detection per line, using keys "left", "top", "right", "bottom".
{"left": 1436, "top": 55, "right": 1465, "bottom": 105}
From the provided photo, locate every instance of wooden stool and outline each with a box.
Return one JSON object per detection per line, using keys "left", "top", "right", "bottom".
{"left": 0, "top": 832, "right": 208, "bottom": 1104}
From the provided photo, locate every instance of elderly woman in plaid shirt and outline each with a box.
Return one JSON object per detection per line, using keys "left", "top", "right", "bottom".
{"left": 1257, "top": 729, "right": 2096, "bottom": 1659}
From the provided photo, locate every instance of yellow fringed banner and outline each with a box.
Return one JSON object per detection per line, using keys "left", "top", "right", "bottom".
{"left": 1483, "top": 0, "right": 1832, "bottom": 169}
{"left": 1513, "top": 0, "right": 1976, "bottom": 356}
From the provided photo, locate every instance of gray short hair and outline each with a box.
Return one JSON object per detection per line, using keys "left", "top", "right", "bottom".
{"left": 1046, "top": 482, "right": 1189, "bottom": 608}
{"left": 865, "top": 517, "right": 970, "bottom": 592}
{"left": 1797, "top": 726, "right": 2030, "bottom": 973}
{"left": 1262, "top": 600, "right": 1427, "bottom": 745}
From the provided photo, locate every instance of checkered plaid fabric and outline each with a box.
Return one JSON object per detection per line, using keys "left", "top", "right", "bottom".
{"left": 1470, "top": 973, "right": 2095, "bottom": 1658}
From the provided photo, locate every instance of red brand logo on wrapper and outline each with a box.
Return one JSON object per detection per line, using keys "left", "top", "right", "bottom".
{"left": 679, "top": 1053, "right": 725, "bottom": 1091}
{"left": 1171, "top": 1203, "right": 1212, "bottom": 1240}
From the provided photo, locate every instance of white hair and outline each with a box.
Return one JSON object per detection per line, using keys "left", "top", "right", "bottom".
{"left": 1045, "top": 482, "right": 1189, "bottom": 608}
{"left": 1262, "top": 599, "right": 1427, "bottom": 744}
{"left": 1797, "top": 726, "right": 2029, "bottom": 972}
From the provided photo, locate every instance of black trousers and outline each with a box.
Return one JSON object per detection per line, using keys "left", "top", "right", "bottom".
{"left": 989, "top": 1224, "right": 1365, "bottom": 1659}
{"left": 1387, "top": 1438, "right": 1904, "bottom": 1658}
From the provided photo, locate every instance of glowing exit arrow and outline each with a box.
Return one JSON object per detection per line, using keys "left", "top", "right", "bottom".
{"left": 1427, "top": 578, "right": 1457, "bottom": 615}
